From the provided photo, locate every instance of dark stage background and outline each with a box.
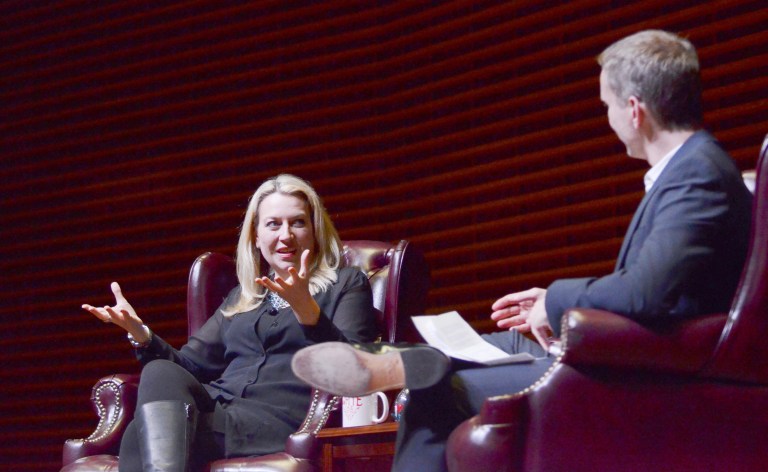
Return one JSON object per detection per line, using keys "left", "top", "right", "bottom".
{"left": 1, "top": 1, "right": 766, "bottom": 469}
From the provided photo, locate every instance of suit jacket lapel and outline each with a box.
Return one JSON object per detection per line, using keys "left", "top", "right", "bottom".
{"left": 615, "top": 186, "right": 655, "bottom": 270}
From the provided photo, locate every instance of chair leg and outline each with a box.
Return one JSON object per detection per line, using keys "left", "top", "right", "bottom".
{"left": 136, "top": 400, "right": 198, "bottom": 472}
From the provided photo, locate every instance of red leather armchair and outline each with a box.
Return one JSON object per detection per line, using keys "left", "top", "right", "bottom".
{"left": 62, "top": 239, "right": 428, "bottom": 472}
{"left": 445, "top": 137, "right": 768, "bottom": 472}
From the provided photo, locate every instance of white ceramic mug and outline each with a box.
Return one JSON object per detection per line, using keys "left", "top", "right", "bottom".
{"left": 342, "top": 392, "right": 389, "bottom": 427}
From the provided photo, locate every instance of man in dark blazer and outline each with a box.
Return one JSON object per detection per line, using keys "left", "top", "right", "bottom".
{"left": 494, "top": 31, "right": 752, "bottom": 351}
{"left": 291, "top": 30, "right": 753, "bottom": 472}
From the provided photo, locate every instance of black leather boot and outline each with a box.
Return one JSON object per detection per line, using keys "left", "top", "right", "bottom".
{"left": 291, "top": 342, "right": 451, "bottom": 396}
{"left": 136, "top": 400, "right": 198, "bottom": 472}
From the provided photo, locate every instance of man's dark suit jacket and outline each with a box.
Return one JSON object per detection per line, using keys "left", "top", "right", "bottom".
{"left": 545, "top": 130, "right": 753, "bottom": 336}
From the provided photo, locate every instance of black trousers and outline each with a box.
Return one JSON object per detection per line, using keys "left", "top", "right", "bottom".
{"left": 392, "top": 331, "right": 554, "bottom": 472}
{"left": 118, "top": 360, "right": 226, "bottom": 472}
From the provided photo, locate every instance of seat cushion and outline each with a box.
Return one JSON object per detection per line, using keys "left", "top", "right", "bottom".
{"left": 60, "top": 454, "right": 119, "bottom": 472}
{"left": 209, "top": 452, "right": 315, "bottom": 472}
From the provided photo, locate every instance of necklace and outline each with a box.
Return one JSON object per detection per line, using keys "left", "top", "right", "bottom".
{"left": 267, "top": 291, "right": 290, "bottom": 311}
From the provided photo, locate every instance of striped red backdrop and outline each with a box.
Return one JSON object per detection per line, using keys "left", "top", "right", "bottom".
{"left": 1, "top": 1, "right": 765, "bottom": 469}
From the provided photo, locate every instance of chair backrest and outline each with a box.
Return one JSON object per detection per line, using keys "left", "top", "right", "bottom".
{"left": 186, "top": 252, "right": 238, "bottom": 337}
{"left": 705, "top": 134, "right": 768, "bottom": 383}
{"left": 186, "top": 240, "right": 429, "bottom": 342}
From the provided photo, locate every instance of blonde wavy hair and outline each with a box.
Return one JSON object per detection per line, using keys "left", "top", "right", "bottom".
{"left": 222, "top": 174, "right": 343, "bottom": 316}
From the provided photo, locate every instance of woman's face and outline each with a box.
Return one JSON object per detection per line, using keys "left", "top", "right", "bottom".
{"left": 255, "top": 192, "right": 316, "bottom": 279}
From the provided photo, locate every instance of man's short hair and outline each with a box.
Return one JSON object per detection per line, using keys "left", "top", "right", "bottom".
{"left": 598, "top": 30, "right": 702, "bottom": 131}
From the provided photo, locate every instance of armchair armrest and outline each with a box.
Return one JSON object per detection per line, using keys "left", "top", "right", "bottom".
{"left": 472, "top": 308, "right": 729, "bottom": 426}
{"left": 559, "top": 308, "right": 727, "bottom": 375}
{"left": 284, "top": 389, "right": 340, "bottom": 459}
{"left": 62, "top": 374, "right": 140, "bottom": 467}
{"left": 446, "top": 309, "right": 730, "bottom": 472}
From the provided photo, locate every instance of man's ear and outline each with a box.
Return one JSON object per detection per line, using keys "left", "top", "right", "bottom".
{"left": 628, "top": 95, "right": 644, "bottom": 129}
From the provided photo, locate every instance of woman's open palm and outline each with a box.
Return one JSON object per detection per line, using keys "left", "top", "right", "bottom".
{"left": 82, "top": 282, "right": 145, "bottom": 336}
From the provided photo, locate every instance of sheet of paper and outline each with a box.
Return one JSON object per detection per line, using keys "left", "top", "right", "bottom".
{"left": 412, "top": 311, "right": 535, "bottom": 365}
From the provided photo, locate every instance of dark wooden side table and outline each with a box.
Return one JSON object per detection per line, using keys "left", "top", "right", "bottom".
{"left": 316, "top": 422, "right": 399, "bottom": 472}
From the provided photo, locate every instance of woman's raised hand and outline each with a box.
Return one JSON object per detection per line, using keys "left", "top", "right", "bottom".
{"left": 82, "top": 282, "right": 149, "bottom": 342}
{"left": 256, "top": 249, "right": 321, "bottom": 325}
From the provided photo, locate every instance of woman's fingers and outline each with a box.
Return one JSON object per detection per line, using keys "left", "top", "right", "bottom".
{"left": 286, "top": 267, "right": 304, "bottom": 284}
{"left": 104, "top": 305, "right": 129, "bottom": 322}
{"left": 82, "top": 304, "right": 111, "bottom": 322}
{"left": 110, "top": 281, "right": 128, "bottom": 305}
{"left": 298, "top": 249, "right": 311, "bottom": 278}
{"left": 82, "top": 282, "right": 145, "bottom": 333}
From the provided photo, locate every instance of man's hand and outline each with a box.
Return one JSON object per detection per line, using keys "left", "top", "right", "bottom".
{"left": 527, "top": 294, "right": 554, "bottom": 351}
{"left": 491, "top": 287, "right": 546, "bottom": 332}
{"left": 491, "top": 287, "right": 553, "bottom": 350}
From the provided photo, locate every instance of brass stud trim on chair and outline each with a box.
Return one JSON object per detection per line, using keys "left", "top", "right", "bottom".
{"left": 313, "top": 395, "right": 340, "bottom": 435}
{"left": 294, "top": 389, "right": 342, "bottom": 436}
{"left": 83, "top": 379, "right": 122, "bottom": 443}
{"left": 514, "top": 319, "right": 568, "bottom": 398}
{"left": 295, "top": 389, "right": 321, "bottom": 434}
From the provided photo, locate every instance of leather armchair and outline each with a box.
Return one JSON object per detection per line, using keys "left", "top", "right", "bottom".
{"left": 62, "top": 239, "right": 429, "bottom": 472}
{"left": 445, "top": 136, "right": 768, "bottom": 472}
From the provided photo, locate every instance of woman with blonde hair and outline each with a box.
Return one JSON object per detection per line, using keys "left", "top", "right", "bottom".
{"left": 82, "top": 174, "right": 377, "bottom": 472}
